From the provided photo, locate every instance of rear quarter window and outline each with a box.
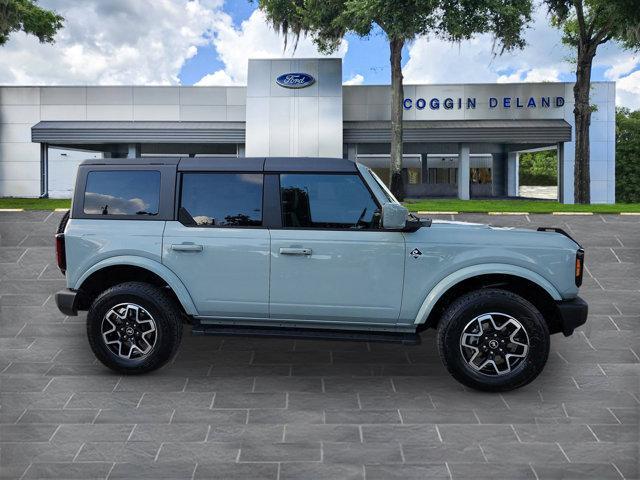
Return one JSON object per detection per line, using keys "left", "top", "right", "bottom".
{"left": 83, "top": 170, "right": 161, "bottom": 216}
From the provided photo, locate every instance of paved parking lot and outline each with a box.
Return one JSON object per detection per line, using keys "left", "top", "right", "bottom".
{"left": 0, "top": 211, "right": 638, "bottom": 480}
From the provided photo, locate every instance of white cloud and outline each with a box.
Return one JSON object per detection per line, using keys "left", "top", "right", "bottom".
{"left": 616, "top": 70, "right": 640, "bottom": 109}
{"left": 497, "top": 67, "right": 561, "bottom": 83}
{"left": 343, "top": 74, "right": 364, "bottom": 85}
{"left": 0, "top": 0, "right": 224, "bottom": 85}
{"left": 403, "top": 10, "right": 571, "bottom": 85}
{"left": 196, "top": 9, "right": 348, "bottom": 86}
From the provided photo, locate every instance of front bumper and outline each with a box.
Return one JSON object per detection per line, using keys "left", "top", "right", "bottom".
{"left": 556, "top": 296, "right": 588, "bottom": 336}
{"left": 55, "top": 289, "right": 79, "bottom": 316}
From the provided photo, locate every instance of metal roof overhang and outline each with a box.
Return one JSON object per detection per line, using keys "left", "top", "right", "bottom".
{"left": 344, "top": 119, "right": 572, "bottom": 144}
{"left": 31, "top": 121, "right": 246, "bottom": 144}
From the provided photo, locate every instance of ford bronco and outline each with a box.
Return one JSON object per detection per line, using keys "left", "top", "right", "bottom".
{"left": 55, "top": 157, "right": 587, "bottom": 391}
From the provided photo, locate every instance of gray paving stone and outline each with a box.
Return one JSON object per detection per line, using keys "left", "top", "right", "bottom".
{"left": 213, "top": 392, "right": 286, "bottom": 408}
{"left": 18, "top": 408, "right": 98, "bottom": 424}
{"left": 438, "top": 424, "right": 518, "bottom": 443}
{"left": 365, "top": 463, "right": 449, "bottom": 480}
{"left": 361, "top": 424, "right": 439, "bottom": 443}
{"left": 480, "top": 441, "right": 568, "bottom": 463}
{"left": 109, "top": 461, "right": 196, "bottom": 479}
{"left": 206, "top": 424, "right": 284, "bottom": 443}
{"left": 75, "top": 441, "right": 161, "bottom": 462}
{"left": 23, "top": 462, "right": 113, "bottom": 479}
{"left": 129, "top": 424, "right": 209, "bottom": 442}
{"left": 51, "top": 424, "right": 134, "bottom": 443}
{"left": 324, "top": 409, "right": 401, "bottom": 424}
{"left": 323, "top": 441, "right": 403, "bottom": 464}
{"left": 155, "top": 441, "right": 240, "bottom": 463}
{"left": 531, "top": 462, "right": 624, "bottom": 479}
{"left": 280, "top": 463, "right": 364, "bottom": 480}
{"left": 448, "top": 462, "right": 536, "bottom": 479}
{"left": 194, "top": 462, "right": 278, "bottom": 479}
{"left": 402, "top": 441, "right": 485, "bottom": 463}
{"left": 238, "top": 441, "right": 320, "bottom": 462}
{"left": 284, "top": 424, "right": 360, "bottom": 442}
{"left": 0, "top": 441, "right": 82, "bottom": 465}
{"left": 0, "top": 424, "right": 58, "bottom": 442}
{"left": 94, "top": 407, "right": 174, "bottom": 424}
{"left": 248, "top": 408, "right": 323, "bottom": 424}
{"left": 171, "top": 408, "right": 248, "bottom": 424}
{"left": 513, "top": 423, "right": 598, "bottom": 442}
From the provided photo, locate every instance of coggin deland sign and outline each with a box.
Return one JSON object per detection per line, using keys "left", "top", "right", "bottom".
{"left": 403, "top": 95, "right": 565, "bottom": 110}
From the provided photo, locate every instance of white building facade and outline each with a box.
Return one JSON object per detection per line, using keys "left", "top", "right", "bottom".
{"left": 0, "top": 58, "right": 616, "bottom": 203}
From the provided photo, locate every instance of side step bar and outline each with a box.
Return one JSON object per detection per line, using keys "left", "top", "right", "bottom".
{"left": 192, "top": 323, "right": 421, "bottom": 345}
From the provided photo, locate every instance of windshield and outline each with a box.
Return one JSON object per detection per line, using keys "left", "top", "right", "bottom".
{"left": 368, "top": 169, "right": 400, "bottom": 204}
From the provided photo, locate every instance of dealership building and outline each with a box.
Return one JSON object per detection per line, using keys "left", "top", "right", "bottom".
{"left": 0, "top": 58, "right": 616, "bottom": 203}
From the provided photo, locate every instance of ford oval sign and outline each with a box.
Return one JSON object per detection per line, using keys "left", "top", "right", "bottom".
{"left": 276, "top": 72, "right": 315, "bottom": 89}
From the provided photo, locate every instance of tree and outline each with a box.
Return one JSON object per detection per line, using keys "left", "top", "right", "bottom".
{"left": 615, "top": 107, "right": 640, "bottom": 203}
{"left": 544, "top": 0, "right": 640, "bottom": 204}
{"left": 258, "top": 0, "right": 532, "bottom": 200}
{"left": 0, "top": 0, "right": 64, "bottom": 46}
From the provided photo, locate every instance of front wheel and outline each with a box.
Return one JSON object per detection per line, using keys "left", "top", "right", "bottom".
{"left": 437, "top": 288, "right": 549, "bottom": 392}
{"left": 87, "top": 282, "right": 183, "bottom": 374}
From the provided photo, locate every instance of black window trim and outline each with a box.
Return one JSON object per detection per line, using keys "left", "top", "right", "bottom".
{"left": 72, "top": 165, "right": 175, "bottom": 221}
{"left": 176, "top": 171, "right": 267, "bottom": 229}
{"left": 274, "top": 171, "right": 384, "bottom": 232}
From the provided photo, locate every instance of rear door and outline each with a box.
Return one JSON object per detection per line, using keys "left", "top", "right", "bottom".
{"left": 269, "top": 172, "right": 405, "bottom": 325}
{"left": 162, "top": 171, "right": 270, "bottom": 319}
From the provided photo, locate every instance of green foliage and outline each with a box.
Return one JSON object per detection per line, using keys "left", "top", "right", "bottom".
{"left": 616, "top": 108, "right": 640, "bottom": 203}
{"left": 545, "top": 0, "right": 640, "bottom": 50}
{"left": 0, "top": 0, "right": 63, "bottom": 45}
{"left": 519, "top": 150, "right": 558, "bottom": 186}
{"left": 258, "top": 0, "right": 532, "bottom": 53}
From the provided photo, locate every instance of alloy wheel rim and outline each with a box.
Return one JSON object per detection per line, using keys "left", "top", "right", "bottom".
{"left": 459, "top": 312, "right": 529, "bottom": 376}
{"left": 101, "top": 303, "right": 157, "bottom": 360}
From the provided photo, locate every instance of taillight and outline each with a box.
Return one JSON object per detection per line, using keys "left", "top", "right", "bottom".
{"left": 575, "top": 249, "right": 584, "bottom": 287}
{"left": 55, "top": 233, "right": 66, "bottom": 274}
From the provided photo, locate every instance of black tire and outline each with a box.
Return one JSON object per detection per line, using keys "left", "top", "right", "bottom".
{"left": 437, "top": 288, "right": 549, "bottom": 392}
{"left": 87, "top": 282, "right": 183, "bottom": 374}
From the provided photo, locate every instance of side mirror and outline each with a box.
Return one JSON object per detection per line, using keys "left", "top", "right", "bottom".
{"left": 382, "top": 202, "right": 409, "bottom": 230}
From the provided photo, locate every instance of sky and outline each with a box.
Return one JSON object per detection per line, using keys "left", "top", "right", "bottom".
{"left": 0, "top": 0, "right": 638, "bottom": 108}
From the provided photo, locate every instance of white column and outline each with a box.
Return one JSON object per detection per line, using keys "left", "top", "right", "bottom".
{"left": 507, "top": 151, "right": 519, "bottom": 197}
{"left": 457, "top": 143, "right": 470, "bottom": 200}
{"left": 127, "top": 144, "right": 140, "bottom": 158}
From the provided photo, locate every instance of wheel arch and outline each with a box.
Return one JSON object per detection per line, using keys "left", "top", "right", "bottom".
{"left": 74, "top": 256, "right": 197, "bottom": 316}
{"left": 414, "top": 264, "right": 563, "bottom": 334}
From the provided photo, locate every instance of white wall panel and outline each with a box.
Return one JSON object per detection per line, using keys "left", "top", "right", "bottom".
{"left": 86, "top": 105, "right": 134, "bottom": 121}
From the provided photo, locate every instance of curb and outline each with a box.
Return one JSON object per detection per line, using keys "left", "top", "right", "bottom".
{"left": 552, "top": 212, "right": 594, "bottom": 215}
{"left": 0, "top": 208, "right": 24, "bottom": 212}
{"left": 416, "top": 211, "right": 459, "bottom": 215}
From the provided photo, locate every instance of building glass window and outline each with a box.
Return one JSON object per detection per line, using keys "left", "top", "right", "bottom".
{"left": 180, "top": 173, "right": 263, "bottom": 227}
{"left": 84, "top": 170, "right": 160, "bottom": 216}
{"left": 471, "top": 168, "right": 492, "bottom": 184}
{"left": 280, "top": 174, "right": 380, "bottom": 229}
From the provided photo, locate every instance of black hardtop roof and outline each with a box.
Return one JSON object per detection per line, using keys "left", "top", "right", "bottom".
{"left": 80, "top": 156, "right": 358, "bottom": 173}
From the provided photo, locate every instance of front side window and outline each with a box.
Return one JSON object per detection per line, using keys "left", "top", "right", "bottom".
{"left": 180, "top": 173, "right": 263, "bottom": 227}
{"left": 84, "top": 170, "right": 160, "bottom": 216}
{"left": 280, "top": 174, "right": 380, "bottom": 229}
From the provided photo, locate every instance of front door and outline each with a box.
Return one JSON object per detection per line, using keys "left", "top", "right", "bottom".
{"left": 162, "top": 172, "right": 270, "bottom": 318}
{"left": 269, "top": 173, "right": 405, "bottom": 324}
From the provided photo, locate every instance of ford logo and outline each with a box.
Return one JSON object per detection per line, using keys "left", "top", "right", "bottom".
{"left": 276, "top": 73, "right": 315, "bottom": 89}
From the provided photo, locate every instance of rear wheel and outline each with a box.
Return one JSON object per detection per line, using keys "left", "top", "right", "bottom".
{"left": 87, "top": 282, "right": 182, "bottom": 374}
{"left": 437, "top": 288, "right": 549, "bottom": 391}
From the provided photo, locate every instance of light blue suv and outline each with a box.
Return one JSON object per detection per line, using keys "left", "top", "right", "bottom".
{"left": 55, "top": 157, "right": 587, "bottom": 391}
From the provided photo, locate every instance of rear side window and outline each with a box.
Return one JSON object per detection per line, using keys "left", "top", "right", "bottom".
{"left": 280, "top": 174, "right": 380, "bottom": 229}
{"left": 180, "top": 173, "right": 263, "bottom": 227}
{"left": 84, "top": 170, "right": 160, "bottom": 216}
